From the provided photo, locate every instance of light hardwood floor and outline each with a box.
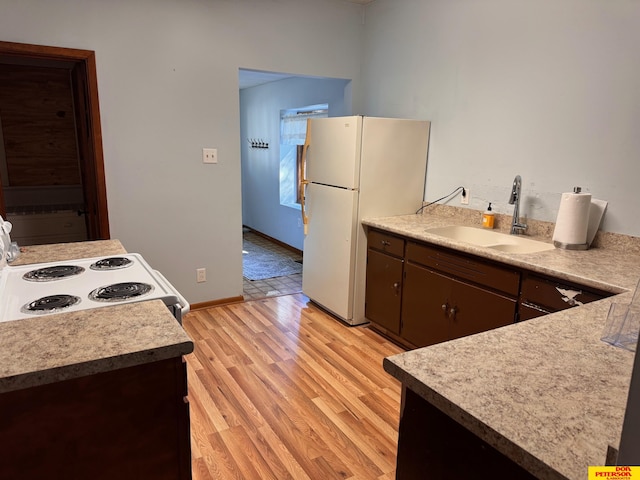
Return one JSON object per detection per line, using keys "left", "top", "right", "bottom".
{"left": 183, "top": 293, "right": 404, "bottom": 480}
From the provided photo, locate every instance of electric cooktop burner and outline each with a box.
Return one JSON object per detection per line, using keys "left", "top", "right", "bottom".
{"left": 89, "top": 282, "right": 154, "bottom": 302}
{"left": 0, "top": 250, "right": 189, "bottom": 323}
{"left": 22, "top": 265, "right": 85, "bottom": 282}
{"left": 21, "top": 294, "right": 82, "bottom": 314}
{"left": 90, "top": 257, "right": 133, "bottom": 271}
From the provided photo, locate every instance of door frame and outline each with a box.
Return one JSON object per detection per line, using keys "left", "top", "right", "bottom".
{"left": 0, "top": 40, "right": 110, "bottom": 240}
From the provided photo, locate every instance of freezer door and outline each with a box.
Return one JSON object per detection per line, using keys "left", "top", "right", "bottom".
{"left": 357, "top": 117, "right": 430, "bottom": 219}
{"left": 302, "top": 183, "right": 358, "bottom": 321}
{"left": 307, "top": 116, "right": 362, "bottom": 189}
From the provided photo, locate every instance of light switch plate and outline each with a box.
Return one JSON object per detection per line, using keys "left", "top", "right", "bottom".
{"left": 203, "top": 148, "right": 217, "bottom": 164}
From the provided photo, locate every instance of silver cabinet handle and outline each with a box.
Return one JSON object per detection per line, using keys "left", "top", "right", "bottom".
{"left": 381, "top": 240, "right": 391, "bottom": 247}
{"left": 441, "top": 303, "right": 457, "bottom": 318}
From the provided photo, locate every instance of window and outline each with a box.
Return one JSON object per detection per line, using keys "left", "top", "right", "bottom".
{"left": 279, "top": 104, "right": 328, "bottom": 209}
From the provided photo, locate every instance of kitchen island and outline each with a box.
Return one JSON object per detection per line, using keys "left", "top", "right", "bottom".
{"left": 364, "top": 208, "right": 640, "bottom": 479}
{"left": 0, "top": 240, "right": 194, "bottom": 479}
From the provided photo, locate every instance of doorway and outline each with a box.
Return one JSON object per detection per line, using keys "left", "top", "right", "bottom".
{"left": 0, "top": 41, "right": 109, "bottom": 245}
{"left": 241, "top": 227, "right": 303, "bottom": 300}
{"left": 238, "top": 69, "right": 350, "bottom": 300}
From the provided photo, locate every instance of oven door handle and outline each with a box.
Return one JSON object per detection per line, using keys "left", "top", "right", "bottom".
{"left": 153, "top": 269, "right": 190, "bottom": 316}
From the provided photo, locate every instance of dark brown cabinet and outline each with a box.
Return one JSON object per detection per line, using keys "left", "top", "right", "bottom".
{"left": 519, "top": 272, "right": 611, "bottom": 320}
{"left": 402, "top": 265, "right": 517, "bottom": 347}
{"left": 401, "top": 263, "right": 449, "bottom": 347}
{"left": 365, "top": 227, "right": 614, "bottom": 350}
{"left": 365, "top": 230, "right": 405, "bottom": 335}
{"left": 395, "top": 387, "right": 537, "bottom": 479}
{"left": 401, "top": 241, "right": 519, "bottom": 348}
{"left": 0, "top": 357, "right": 192, "bottom": 480}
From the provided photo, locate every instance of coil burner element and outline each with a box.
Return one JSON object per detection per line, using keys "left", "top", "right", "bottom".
{"left": 89, "top": 257, "right": 133, "bottom": 271}
{"left": 22, "top": 265, "right": 85, "bottom": 282}
{"left": 89, "top": 282, "right": 154, "bottom": 302}
{"left": 21, "top": 294, "right": 82, "bottom": 314}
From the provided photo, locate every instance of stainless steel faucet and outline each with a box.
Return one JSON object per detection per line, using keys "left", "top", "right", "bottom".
{"left": 508, "top": 175, "right": 527, "bottom": 235}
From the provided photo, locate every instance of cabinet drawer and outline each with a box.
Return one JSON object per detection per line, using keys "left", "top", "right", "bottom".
{"left": 406, "top": 241, "right": 520, "bottom": 296}
{"left": 520, "top": 273, "right": 610, "bottom": 312}
{"left": 519, "top": 302, "right": 552, "bottom": 321}
{"left": 368, "top": 229, "right": 405, "bottom": 258}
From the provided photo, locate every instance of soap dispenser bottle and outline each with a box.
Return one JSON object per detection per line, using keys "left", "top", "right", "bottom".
{"left": 482, "top": 203, "right": 495, "bottom": 229}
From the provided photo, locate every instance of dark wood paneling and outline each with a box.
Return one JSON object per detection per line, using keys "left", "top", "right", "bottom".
{"left": 0, "top": 63, "right": 80, "bottom": 186}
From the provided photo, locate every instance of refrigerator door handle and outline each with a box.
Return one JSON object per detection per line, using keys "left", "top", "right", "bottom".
{"left": 300, "top": 119, "right": 312, "bottom": 235}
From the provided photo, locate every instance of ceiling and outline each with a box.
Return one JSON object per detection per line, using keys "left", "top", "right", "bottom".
{"left": 239, "top": 70, "right": 295, "bottom": 90}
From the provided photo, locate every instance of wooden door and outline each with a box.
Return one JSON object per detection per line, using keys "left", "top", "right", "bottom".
{"left": 0, "top": 40, "right": 109, "bottom": 240}
{"left": 71, "top": 61, "right": 105, "bottom": 240}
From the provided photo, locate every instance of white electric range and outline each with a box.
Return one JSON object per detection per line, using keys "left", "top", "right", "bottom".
{"left": 0, "top": 215, "right": 189, "bottom": 324}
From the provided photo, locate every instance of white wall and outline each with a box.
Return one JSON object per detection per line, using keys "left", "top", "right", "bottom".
{"left": 362, "top": 0, "right": 640, "bottom": 236}
{"left": 240, "top": 76, "right": 350, "bottom": 251}
{"left": 2, "top": 0, "right": 639, "bottom": 306}
{"left": 0, "top": 0, "right": 364, "bottom": 304}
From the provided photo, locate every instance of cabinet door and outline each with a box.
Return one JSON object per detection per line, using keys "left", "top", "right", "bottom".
{"left": 449, "top": 276, "right": 517, "bottom": 341}
{"left": 401, "top": 263, "right": 451, "bottom": 348}
{"left": 365, "top": 249, "right": 403, "bottom": 334}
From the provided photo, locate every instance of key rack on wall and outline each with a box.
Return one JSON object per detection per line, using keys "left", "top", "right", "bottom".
{"left": 248, "top": 139, "right": 269, "bottom": 149}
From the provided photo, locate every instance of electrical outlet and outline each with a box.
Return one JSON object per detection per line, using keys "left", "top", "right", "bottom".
{"left": 196, "top": 268, "right": 206, "bottom": 283}
{"left": 202, "top": 148, "right": 217, "bottom": 164}
{"left": 461, "top": 188, "right": 469, "bottom": 205}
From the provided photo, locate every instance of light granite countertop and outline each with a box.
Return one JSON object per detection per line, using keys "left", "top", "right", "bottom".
{"left": 365, "top": 208, "right": 640, "bottom": 479}
{"left": 10, "top": 239, "right": 130, "bottom": 266}
{"left": 0, "top": 240, "right": 194, "bottom": 394}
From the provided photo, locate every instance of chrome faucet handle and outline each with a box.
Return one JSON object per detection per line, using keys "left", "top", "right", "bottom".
{"left": 511, "top": 222, "right": 528, "bottom": 235}
{"left": 509, "top": 175, "right": 522, "bottom": 204}
{"left": 509, "top": 174, "right": 525, "bottom": 235}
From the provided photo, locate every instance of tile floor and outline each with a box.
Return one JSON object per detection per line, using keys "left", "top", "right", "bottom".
{"left": 242, "top": 229, "right": 303, "bottom": 301}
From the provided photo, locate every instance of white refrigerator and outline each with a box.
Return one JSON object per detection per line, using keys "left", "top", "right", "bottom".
{"left": 301, "top": 116, "right": 430, "bottom": 325}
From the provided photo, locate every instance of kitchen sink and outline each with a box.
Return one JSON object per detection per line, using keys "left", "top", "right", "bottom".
{"left": 425, "top": 225, "right": 555, "bottom": 254}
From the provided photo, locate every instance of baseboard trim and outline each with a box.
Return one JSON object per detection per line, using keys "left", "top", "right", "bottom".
{"left": 190, "top": 296, "right": 245, "bottom": 310}
{"left": 243, "top": 226, "right": 302, "bottom": 256}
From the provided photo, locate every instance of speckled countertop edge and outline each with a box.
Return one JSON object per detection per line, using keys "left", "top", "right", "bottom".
{"left": 0, "top": 240, "right": 194, "bottom": 394}
{"left": 11, "top": 239, "right": 130, "bottom": 266}
{"left": 363, "top": 213, "right": 640, "bottom": 293}
{"left": 365, "top": 210, "right": 640, "bottom": 480}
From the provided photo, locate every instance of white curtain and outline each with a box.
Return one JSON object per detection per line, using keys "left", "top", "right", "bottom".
{"left": 280, "top": 110, "right": 327, "bottom": 145}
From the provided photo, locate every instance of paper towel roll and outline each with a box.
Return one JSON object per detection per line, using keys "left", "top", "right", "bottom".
{"left": 553, "top": 191, "right": 592, "bottom": 248}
